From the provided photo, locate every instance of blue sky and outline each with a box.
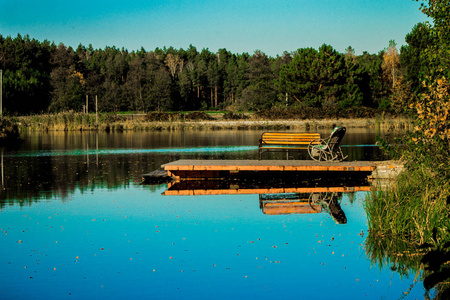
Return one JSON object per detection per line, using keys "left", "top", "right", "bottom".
{"left": 1, "top": 0, "right": 428, "bottom": 56}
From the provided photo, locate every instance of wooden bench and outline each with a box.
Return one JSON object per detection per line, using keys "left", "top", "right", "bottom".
{"left": 258, "top": 132, "right": 321, "bottom": 160}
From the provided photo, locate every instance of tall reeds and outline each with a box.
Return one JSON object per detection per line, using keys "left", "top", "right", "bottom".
{"left": 18, "top": 112, "right": 98, "bottom": 131}
{"left": 15, "top": 111, "right": 413, "bottom": 132}
{"left": 0, "top": 117, "right": 21, "bottom": 144}
{"left": 365, "top": 162, "right": 450, "bottom": 294}
{"left": 366, "top": 166, "right": 450, "bottom": 247}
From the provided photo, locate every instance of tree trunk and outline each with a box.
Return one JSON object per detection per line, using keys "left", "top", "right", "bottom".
{"left": 392, "top": 67, "right": 396, "bottom": 90}
{"left": 210, "top": 87, "right": 214, "bottom": 107}
{"left": 214, "top": 84, "right": 218, "bottom": 108}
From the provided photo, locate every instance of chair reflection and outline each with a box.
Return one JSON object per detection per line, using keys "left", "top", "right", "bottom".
{"left": 162, "top": 178, "right": 363, "bottom": 223}
{"left": 259, "top": 192, "right": 347, "bottom": 224}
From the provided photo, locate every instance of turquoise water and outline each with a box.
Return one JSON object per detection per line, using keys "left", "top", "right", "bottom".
{"left": 5, "top": 146, "right": 259, "bottom": 158}
{"left": 5, "top": 144, "right": 379, "bottom": 158}
{"left": 0, "top": 187, "right": 422, "bottom": 299}
{"left": 0, "top": 130, "right": 427, "bottom": 299}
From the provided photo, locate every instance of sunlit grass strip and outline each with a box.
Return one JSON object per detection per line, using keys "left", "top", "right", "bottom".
{"left": 14, "top": 112, "right": 414, "bottom": 132}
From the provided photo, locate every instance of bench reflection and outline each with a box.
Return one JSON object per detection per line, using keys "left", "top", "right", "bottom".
{"left": 259, "top": 192, "right": 347, "bottom": 224}
{"left": 163, "top": 179, "right": 365, "bottom": 223}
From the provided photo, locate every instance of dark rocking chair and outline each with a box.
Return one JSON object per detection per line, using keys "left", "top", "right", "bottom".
{"left": 307, "top": 127, "right": 348, "bottom": 161}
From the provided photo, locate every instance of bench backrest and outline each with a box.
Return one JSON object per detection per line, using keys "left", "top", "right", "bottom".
{"left": 261, "top": 132, "right": 320, "bottom": 145}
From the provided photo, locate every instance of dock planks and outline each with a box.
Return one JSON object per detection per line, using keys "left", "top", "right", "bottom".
{"left": 162, "top": 159, "right": 377, "bottom": 176}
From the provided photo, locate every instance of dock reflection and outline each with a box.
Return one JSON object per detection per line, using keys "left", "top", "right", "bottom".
{"left": 162, "top": 176, "right": 368, "bottom": 222}
{"left": 260, "top": 192, "right": 347, "bottom": 224}
{"left": 163, "top": 180, "right": 369, "bottom": 196}
{"left": 162, "top": 170, "right": 370, "bottom": 195}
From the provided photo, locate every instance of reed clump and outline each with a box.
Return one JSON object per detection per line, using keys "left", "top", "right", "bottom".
{"left": 0, "top": 117, "right": 21, "bottom": 145}
{"left": 365, "top": 112, "right": 450, "bottom": 296}
{"left": 366, "top": 166, "right": 450, "bottom": 247}
{"left": 364, "top": 164, "right": 450, "bottom": 296}
{"left": 18, "top": 112, "right": 99, "bottom": 131}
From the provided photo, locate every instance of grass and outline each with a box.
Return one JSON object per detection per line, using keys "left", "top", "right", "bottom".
{"left": 364, "top": 160, "right": 450, "bottom": 293}
{"left": 14, "top": 111, "right": 414, "bottom": 132}
{"left": 366, "top": 165, "right": 450, "bottom": 246}
{"left": 364, "top": 160, "right": 450, "bottom": 299}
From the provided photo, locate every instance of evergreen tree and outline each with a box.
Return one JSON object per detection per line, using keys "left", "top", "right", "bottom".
{"left": 278, "top": 45, "right": 350, "bottom": 108}
{"left": 0, "top": 34, "right": 409, "bottom": 114}
{"left": 50, "top": 43, "right": 85, "bottom": 111}
{"left": 241, "top": 50, "right": 277, "bottom": 110}
{"left": 0, "top": 34, "right": 53, "bottom": 114}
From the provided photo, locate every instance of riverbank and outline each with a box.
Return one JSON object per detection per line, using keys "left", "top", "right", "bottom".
{"left": 14, "top": 112, "right": 413, "bottom": 132}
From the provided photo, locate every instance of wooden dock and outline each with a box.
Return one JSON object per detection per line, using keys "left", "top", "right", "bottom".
{"left": 142, "top": 160, "right": 404, "bottom": 195}
{"left": 162, "top": 159, "right": 379, "bottom": 180}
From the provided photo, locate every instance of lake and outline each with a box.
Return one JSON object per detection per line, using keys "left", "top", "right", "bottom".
{"left": 0, "top": 128, "right": 428, "bottom": 299}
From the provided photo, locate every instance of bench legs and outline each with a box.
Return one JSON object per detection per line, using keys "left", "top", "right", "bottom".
{"left": 258, "top": 148, "right": 300, "bottom": 160}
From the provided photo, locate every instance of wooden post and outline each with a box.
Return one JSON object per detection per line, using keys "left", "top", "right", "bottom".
{"left": 96, "top": 132, "right": 99, "bottom": 165}
{"left": 95, "top": 95, "right": 98, "bottom": 126}
{"left": 1, "top": 149, "right": 3, "bottom": 186}
{"left": 0, "top": 69, "right": 2, "bottom": 117}
{"left": 86, "top": 95, "right": 88, "bottom": 114}
{"left": 86, "top": 138, "right": 89, "bottom": 168}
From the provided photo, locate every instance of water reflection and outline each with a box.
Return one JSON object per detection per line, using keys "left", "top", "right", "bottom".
{"left": 0, "top": 129, "right": 431, "bottom": 299}
{"left": 0, "top": 130, "right": 384, "bottom": 211}
{"left": 4, "top": 128, "right": 378, "bottom": 199}
{"left": 420, "top": 236, "right": 450, "bottom": 298}
{"left": 162, "top": 170, "right": 368, "bottom": 222}
{"left": 1, "top": 149, "right": 4, "bottom": 186}
{"left": 259, "top": 192, "right": 347, "bottom": 224}
{"left": 14, "top": 128, "right": 392, "bottom": 160}
{"left": 1, "top": 129, "right": 388, "bottom": 207}
{"left": 365, "top": 227, "right": 450, "bottom": 299}
{"left": 164, "top": 180, "right": 370, "bottom": 194}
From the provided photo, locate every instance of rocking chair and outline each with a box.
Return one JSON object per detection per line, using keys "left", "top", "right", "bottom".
{"left": 307, "top": 127, "right": 348, "bottom": 161}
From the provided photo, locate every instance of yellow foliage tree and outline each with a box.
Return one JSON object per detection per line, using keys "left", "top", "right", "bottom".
{"left": 382, "top": 40, "right": 400, "bottom": 90}
{"left": 164, "top": 54, "right": 183, "bottom": 78}
{"left": 390, "top": 74, "right": 414, "bottom": 113}
{"left": 410, "top": 76, "right": 450, "bottom": 142}
{"left": 406, "top": 1, "right": 450, "bottom": 149}
{"left": 70, "top": 71, "right": 85, "bottom": 86}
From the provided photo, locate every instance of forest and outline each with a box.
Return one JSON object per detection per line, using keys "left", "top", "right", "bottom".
{"left": 0, "top": 22, "right": 430, "bottom": 116}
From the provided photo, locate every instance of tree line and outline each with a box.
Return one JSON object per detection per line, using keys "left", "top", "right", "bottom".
{"left": 0, "top": 26, "right": 429, "bottom": 115}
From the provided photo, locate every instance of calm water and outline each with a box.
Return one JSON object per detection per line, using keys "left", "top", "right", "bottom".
{"left": 0, "top": 129, "right": 426, "bottom": 299}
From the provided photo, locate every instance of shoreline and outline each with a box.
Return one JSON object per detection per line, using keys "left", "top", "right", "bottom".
{"left": 15, "top": 115, "right": 413, "bottom": 132}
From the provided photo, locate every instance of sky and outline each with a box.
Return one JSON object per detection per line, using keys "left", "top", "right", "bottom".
{"left": 0, "top": 0, "right": 429, "bottom": 56}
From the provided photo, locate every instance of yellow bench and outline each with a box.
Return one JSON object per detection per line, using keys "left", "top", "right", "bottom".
{"left": 258, "top": 132, "right": 321, "bottom": 160}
